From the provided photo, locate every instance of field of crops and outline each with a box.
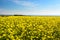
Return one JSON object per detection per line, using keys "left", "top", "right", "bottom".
{"left": 0, "top": 16, "right": 60, "bottom": 40}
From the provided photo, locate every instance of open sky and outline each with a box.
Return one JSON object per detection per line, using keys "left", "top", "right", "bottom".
{"left": 0, "top": 0, "right": 60, "bottom": 15}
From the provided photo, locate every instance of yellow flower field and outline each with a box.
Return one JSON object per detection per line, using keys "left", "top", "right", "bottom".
{"left": 0, "top": 16, "right": 60, "bottom": 40}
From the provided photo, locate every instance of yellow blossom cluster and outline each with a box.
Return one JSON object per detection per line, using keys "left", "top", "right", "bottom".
{"left": 0, "top": 16, "right": 60, "bottom": 40}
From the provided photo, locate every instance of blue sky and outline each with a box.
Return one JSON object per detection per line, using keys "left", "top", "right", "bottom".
{"left": 0, "top": 0, "right": 60, "bottom": 15}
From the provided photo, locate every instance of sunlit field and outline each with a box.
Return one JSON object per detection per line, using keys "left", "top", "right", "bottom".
{"left": 0, "top": 16, "right": 60, "bottom": 40}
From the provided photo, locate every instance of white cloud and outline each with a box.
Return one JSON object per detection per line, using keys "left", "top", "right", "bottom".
{"left": 10, "top": 0, "right": 38, "bottom": 7}
{"left": 1, "top": 9, "right": 60, "bottom": 15}
{"left": 21, "top": 10, "right": 60, "bottom": 15}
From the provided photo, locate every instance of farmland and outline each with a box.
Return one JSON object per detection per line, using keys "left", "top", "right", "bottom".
{"left": 0, "top": 16, "right": 60, "bottom": 40}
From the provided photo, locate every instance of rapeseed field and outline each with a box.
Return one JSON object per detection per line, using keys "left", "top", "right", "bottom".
{"left": 0, "top": 16, "right": 60, "bottom": 40}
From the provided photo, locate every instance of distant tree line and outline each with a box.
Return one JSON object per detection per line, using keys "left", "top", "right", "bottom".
{"left": 0, "top": 14, "right": 27, "bottom": 17}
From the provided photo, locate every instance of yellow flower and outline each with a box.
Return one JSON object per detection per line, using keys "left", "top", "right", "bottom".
{"left": 47, "top": 36, "right": 51, "bottom": 38}
{"left": 3, "top": 34, "right": 6, "bottom": 36}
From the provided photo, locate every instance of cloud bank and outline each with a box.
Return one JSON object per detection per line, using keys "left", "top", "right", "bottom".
{"left": 0, "top": 9, "right": 60, "bottom": 15}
